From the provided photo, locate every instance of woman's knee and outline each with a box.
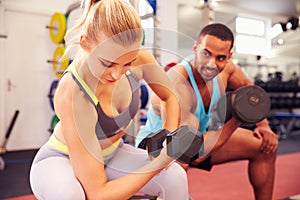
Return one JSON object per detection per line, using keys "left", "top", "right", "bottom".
{"left": 158, "top": 163, "right": 189, "bottom": 199}
{"left": 31, "top": 172, "right": 85, "bottom": 200}
{"left": 30, "top": 158, "right": 85, "bottom": 200}
{"left": 51, "top": 181, "right": 85, "bottom": 200}
{"left": 162, "top": 162, "right": 188, "bottom": 190}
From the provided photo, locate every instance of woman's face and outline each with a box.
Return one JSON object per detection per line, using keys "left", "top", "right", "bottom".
{"left": 83, "top": 35, "right": 140, "bottom": 84}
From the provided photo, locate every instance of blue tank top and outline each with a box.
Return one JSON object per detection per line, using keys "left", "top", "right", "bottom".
{"left": 180, "top": 57, "right": 221, "bottom": 132}
{"left": 69, "top": 64, "right": 140, "bottom": 139}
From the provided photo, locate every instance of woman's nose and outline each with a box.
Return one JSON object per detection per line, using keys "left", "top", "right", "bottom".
{"left": 111, "top": 65, "right": 125, "bottom": 80}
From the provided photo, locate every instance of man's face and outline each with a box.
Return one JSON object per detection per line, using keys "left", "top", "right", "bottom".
{"left": 194, "top": 35, "right": 232, "bottom": 81}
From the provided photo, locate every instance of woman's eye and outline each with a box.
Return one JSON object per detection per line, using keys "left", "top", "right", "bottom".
{"left": 99, "top": 60, "right": 111, "bottom": 67}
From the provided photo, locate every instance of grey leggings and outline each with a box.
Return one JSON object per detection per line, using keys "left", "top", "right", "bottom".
{"left": 29, "top": 140, "right": 189, "bottom": 200}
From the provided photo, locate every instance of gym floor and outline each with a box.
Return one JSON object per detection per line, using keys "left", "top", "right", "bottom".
{"left": 0, "top": 134, "right": 300, "bottom": 200}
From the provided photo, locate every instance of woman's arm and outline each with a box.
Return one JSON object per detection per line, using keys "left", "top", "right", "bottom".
{"left": 136, "top": 49, "right": 181, "bottom": 132}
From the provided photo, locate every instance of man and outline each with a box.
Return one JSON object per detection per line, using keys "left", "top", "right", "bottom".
{"left": 136, "top": 23, "right": 278, "bottom": 200}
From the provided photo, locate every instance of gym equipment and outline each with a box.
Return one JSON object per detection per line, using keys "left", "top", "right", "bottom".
{"left": 146, "top": 125, "right": 204, "bottom": 164}
{"left": 146, "top": 129, "right": 169, "bottom": 157}
{"left": 166, "top": 125, "right": 204, "bottom": 164}
{"left": 65, "top": 1, "right": 81, "bottom": 19}
{"left": 0, "top": 110, "right": 20, "bottom": 170}
{"left": 129, "top": 194, "right": 158, "bottom": 200}
{"left": 47, "top": 12, "right": 67, "bottom": 44}
{"left": 140, "top": 84, "right": 149, "bottom": 109}
{"left": 147, "top": 0, "right": 157, "bottom": 15}
{"left": 231, "top": 85, "right": 271, "bottom": 124}
{"left": 216, "top": 85, "right": 271, "bottom": 124}
{"left": 48, "top": 114, "right": 60, "bottom": 134}
{"left": 50, "top": 46, "right": 69, "bottom": 78}
{"left": 48, "top": 80, "right": 59, "bottom": 111}
{"left": 164, "top": 62, "right": 177, "bottom": 72}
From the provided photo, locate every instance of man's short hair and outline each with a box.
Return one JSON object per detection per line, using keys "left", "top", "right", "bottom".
{"left": 198, "top": 23, "right": 234, "bottom": 50}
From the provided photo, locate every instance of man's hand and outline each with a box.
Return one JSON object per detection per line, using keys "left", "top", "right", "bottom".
{"left": 253, "top": 125, "right": 278, "bottom": 154}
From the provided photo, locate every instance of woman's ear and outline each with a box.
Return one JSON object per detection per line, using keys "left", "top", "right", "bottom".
{"left": 80, "top": 35, "right": 90, "bottom": 52}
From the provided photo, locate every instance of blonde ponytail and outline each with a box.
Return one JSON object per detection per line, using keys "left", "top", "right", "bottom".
{"left": 64, "top": 0, "right": 142, "bottom": 60}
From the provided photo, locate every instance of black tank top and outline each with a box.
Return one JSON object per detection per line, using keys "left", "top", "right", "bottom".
{"left": 69, "top": 64, "right": 140, "bottom": 139}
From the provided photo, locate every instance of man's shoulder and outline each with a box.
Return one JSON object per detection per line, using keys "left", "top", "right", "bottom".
{"left": 167, "top": 64, "right": 189, "bottom": 81}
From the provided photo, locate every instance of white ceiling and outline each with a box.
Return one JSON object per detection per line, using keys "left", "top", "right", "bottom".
{"left": 178, "top": 0, "right": 300, "bottom": 58}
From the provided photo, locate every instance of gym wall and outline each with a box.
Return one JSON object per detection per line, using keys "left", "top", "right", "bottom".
{"left": 0, "top": 0, "right": 79, "bottom": 151}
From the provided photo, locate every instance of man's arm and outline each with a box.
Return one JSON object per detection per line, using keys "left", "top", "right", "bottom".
{"left": 221, "top": 60, "right": 253, "bottom": 90}
{"left": 223, "top": 60, "right": 278, "bottom": 154}
{"left": 166, "top": 65, "right": 242, "bottom": 162}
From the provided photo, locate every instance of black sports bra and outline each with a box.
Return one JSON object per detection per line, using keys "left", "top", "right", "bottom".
{"left": 69, "top": 64, "right": 140, "bottom": 139}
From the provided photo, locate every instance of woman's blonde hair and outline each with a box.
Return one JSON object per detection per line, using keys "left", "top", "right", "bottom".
{"left": 64, "top": 0, "right": 142, "bottom": 57}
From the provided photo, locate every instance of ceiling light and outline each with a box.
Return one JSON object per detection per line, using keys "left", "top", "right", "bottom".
{"left": 268, "top": 23, "right": 283, "bottom": 39}
{"left": 286, "top": 22, "right": 292, "bottom": 30}
{"left": 288, "top": 17, "right": 299, "bottom": 30}
{"left": 280, "top": 22, "right": 287, "bottom": 31}
{"left": 277, "top": 38, "right": 284, "bottom": 45}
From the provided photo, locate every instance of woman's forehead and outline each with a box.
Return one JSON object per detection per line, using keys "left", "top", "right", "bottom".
{"left": 90, "top": 39, "right": 141, "bottom": 61}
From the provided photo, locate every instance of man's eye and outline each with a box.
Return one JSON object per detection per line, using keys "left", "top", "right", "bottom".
{"left": 217, "top": 56, "right": 227, "bottom": 62}
{"left": 203, "top": 51, "right": 210, "bottom": 57}
{"left": 124, "top": 62, "right": 133, "bottom": 67}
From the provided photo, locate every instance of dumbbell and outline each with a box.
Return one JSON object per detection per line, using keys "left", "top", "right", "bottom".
{"left": 166, "top": 125, "right": 204, "bottom": 164}
{"left": 216, "top": 85, "right": 271, "bottom": 124}
{"left": 146, "top": 129, "right": 170, "bottom": 158}
{"left": 146, "top": 126, "right": 204, "bottom": 164}
{"left": 147, "top": 85, "right": 271, "bottom": 163}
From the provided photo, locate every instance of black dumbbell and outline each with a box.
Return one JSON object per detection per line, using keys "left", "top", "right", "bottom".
{"left": 166, "top": 125, "right": 204, "bottom": 164}
{"left": 216, "top": 85, "right": 271, "bottom": 124}
{"left": 146, "top": 126, "right": 204, "bottom": 164}
{"left": 146, "top": 129, "right": 169, "bottom": 158}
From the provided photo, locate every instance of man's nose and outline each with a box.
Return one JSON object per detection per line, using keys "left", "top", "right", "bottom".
{"left": 206, "top": 57, "right": 217, "bottom": 68}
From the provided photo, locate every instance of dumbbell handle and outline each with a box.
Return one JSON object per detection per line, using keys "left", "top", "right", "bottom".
{"left": 146, "top": 129, "right": 169, "bottom": 158}
{"left": 166, "top": 125, "right": 204, "bottom": 164}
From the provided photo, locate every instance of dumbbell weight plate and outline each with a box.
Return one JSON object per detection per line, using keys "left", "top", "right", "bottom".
{"left": 48, "top": 80, "right": 59, "bottom": 111}
{"left": 166, "top": 125, "right": 204, "bottom": 164}
{"left": 52, "top": 46, "right": 69, "bottom": 78}
{"left": 146, "top": 129, "right": 169, "bottom": 158}
{"left": 231, "top": 85, "right": 271, "bottom": 124}
{"left": 49, "top": 12, "right": 67, "bottom": 44}
{"left": 0, "top": 156, "right": 5, "bottom": 170}
{"left": 48, "top": 114, "right": 60, "bottom": 134}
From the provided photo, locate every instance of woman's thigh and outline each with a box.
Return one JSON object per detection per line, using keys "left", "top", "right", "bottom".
{"left": 30, "top": 151, "right": 85, "bottom": 200}
{"left": 105, "top": 143, "right": 189, "bottom": 200}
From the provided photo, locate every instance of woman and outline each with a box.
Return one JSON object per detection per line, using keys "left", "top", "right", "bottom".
{"left": 29, "top": 0, "right": 188, "bottom": 199}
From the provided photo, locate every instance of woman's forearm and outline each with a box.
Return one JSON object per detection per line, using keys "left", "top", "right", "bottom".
{"left": 161, "top": 95, "right": 181, "bottom": 132}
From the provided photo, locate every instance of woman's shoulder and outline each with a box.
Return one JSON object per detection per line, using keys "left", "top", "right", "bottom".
{"left": 54, "top": 74, "right": 76, "bottom": 111}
